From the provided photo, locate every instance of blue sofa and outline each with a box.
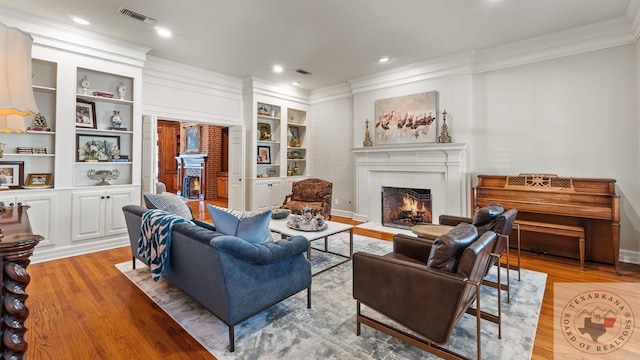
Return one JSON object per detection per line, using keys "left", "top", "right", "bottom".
{"left": 122, "top": 205, "right": 312, "bottom": 352}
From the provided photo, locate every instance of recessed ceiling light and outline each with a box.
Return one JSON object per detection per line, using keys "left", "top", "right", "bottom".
{"left": 378, "top": 57, "right": 390, "bottom": 63}
{"left": 70, "top": 16, "right": 90, "bottom": 25}
{"left": 154, "top": 26, "right": 172, "bottom": 38}
{"left": 273, "top": 65, "right": 284, "bottom": 73}
{"left": 292, "top": 81, "right": 300, "bottom": 86}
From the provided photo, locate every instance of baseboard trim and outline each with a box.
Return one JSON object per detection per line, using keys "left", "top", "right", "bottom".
{"left": 619, "top": 249, "right": 640, "bottom": 265}
{"left": 31, "top": 236, "right": 130, "bottom": 264}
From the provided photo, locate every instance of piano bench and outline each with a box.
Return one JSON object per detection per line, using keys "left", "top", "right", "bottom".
{"left": 515, "top": 220, "right": 586, "bottom": 271}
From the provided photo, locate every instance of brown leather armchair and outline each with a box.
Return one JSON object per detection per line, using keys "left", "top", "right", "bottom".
{"left": 438, "top": 205, "right": 518, "bottom": 300}
{"left": 280, "top": 178, "right": 332, "bottom": 219}
{"left": 438, "top": 204, "right": 518, "bottom": 338}
{"left": 353, "top": 223, "right": 498, "bottom": 359}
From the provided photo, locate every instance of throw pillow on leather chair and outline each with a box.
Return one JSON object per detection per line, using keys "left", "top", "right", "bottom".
{"left": 472, "top": 202, "right": 504, "bottom": 235}
{"left": 427, "top": 222, "right": 479, "bottom": 273}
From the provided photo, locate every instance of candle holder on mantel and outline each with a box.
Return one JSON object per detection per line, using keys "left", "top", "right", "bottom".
{"left": 363, "top": 119, "right": 373, "bottom": 147}
{"left": 437, "top": 109, "right": 452, "bottom": 143}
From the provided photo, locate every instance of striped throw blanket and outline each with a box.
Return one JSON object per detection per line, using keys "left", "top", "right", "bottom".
{"left": 137, "top": 209, "right": 191, "bottom": 281}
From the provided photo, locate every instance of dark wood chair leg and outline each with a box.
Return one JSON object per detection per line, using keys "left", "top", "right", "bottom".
{"left": 132, "top": 256, "right": 136, "bottom": 269}
{"left": 307, "top": 287, "right": 311, "bottom": 308}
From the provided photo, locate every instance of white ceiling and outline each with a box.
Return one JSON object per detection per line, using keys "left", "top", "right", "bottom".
{"left": 0, "top": 0, "right": 634, "bottom": 90}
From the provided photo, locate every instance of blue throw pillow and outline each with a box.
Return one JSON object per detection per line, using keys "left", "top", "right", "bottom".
{"left": 207, "top": 205, "right": 273, "bottom": 244}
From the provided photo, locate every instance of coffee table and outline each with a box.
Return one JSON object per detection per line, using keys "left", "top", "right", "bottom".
{"left": 269, "top": 219, "right": 354, "bottom": 276}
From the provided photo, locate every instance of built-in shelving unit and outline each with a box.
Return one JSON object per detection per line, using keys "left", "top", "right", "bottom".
{"left": 286, "top": 108, "right": 307, "bottom": 178}
{"left": 255, "top": 102, "right": 281, "bottom": 178}
{"left": 0, "top": 42, "right": 144, "bottom": 262}
{"left": 1, "top": 59, "right": 57, "bottom": 187}
{"left": 244, "top": 84, "right": 310, "bottom": 211}
{"left": 74, "top": 68, "right": 135, "bottom": 187}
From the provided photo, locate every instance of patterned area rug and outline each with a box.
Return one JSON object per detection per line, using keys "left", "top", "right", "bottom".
{"left": 115, "top": 234, "right": 546, "bottom": 359}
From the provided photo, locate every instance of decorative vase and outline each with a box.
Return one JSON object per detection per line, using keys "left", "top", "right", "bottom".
{"left": 270, "top": 105, "right": 276, "bottom": 118}
{"left": 84, "top": 158, "right": 99, "bottom": 163}
{"left": 117, "top": 82, "right": 126, "bottom": 100}
{"left": 111, "top": 111, "right": 123, "bottom": 128}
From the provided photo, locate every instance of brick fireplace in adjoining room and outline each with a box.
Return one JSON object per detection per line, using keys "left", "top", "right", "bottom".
{"left": 352, "top": 143, "right": 468, "bottom": 230}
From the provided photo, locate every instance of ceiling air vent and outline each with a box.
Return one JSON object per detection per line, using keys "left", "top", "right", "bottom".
{"left": 117, "top": 7, "right": 157, "bottom": 24}
{"left": 296, "top": 69, "right": 312, "bottom": 76}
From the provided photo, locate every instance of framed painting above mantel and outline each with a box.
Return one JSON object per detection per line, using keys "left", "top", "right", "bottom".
{"left": 185, "top": 125, "right": 200, "bottom": 153}
{"left": 374, "top": 91, "right": 438, "bottom": 145}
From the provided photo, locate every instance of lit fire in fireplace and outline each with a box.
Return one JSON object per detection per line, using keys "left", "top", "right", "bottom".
{"left": 381, "top": 186, "right": 432, "bottom": 230}
{"left": 402, "top": 195, "right": 429, "bottom": 216}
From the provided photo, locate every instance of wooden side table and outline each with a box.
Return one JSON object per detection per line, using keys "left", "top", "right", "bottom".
{"left": 0, "top": 204, "right": 42, "bottom": 359}
{"left": 411, "top": 224, "right": 455, "bottom": 240}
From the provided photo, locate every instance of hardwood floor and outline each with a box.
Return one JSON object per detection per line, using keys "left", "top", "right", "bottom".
{"left": 24, "top": 200, "right": 640, "bottom": 359}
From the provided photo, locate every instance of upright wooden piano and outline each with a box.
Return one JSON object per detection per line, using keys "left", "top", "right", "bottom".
{"left": 472, "top": 174, "right": 620, "bottom": 274}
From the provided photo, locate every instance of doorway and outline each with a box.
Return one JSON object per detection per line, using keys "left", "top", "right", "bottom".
{"left": 155, "top": 119, "right": 229, "bottom": 200}
{"left": 157, "top": 120, "right": 180, "bottom": 193}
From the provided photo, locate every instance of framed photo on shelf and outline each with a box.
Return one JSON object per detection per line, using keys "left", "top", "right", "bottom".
{"left": 257, "top": 146, "right": 271, "bottom": 164}
{"left": 25, "top": 173, "right": 52, "bottom": 187}
{"left": 75, "top": 99, "right": 97, "bottom": 129}
{"left": 0, "top": 161, "right": 24, "bottom": 188}
{"left": 76, "top": 134, "right": 120, "bottom": 162}
{"left": 185, "top": 125, "right": 200, "bottom": 153}
{"left": 258, "top": 122, "right": 271, "bottom": 141}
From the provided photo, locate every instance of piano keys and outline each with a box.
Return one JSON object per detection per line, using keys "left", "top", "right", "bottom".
{"left": 472, "top": 174, "right": 620, "bottom": 274}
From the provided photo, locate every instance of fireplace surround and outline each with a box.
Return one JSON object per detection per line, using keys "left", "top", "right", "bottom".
{"left": 353, "top": 143, "right": 468, "bottom": 228}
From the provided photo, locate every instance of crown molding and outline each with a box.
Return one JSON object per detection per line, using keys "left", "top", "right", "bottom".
{"left": 0, "top": 7, "right": 150, "bottom": 67}
{"left": 144, "top": 56, "right": 243, "bottom": 97}
{"left": 245, "top": 77, "right": 311, "bottom": 104}
{"left": 348, "top": 51, "right": 475, "bottom": 94}
{"left": 473, "top": 16, "right": 635, "bottom": 73}
{"left": 627, "top": 0, "right": 640, "bottom": 41}
{"left": 346, "top": 14, "right": 637, "bottom": 94}
{"left": 309, "top": 82, "right": 352, "bottom": 104}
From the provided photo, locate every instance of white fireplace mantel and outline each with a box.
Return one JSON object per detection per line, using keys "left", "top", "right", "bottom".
{"left": 352, "top": 143, "right": 469, "bottom": 225}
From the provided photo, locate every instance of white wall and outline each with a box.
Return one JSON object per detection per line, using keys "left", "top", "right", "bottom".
{"left": 309, "top": 95, "right": 354, "bottom": 215}
{"left": 472, "top": 45, "right": 639, "bottom": 254}
{"left": 351, "top": 74, "right": 472, "bottom": 148}
{"left": 311, "top": 43, "right": 639, "bottom": 260}
{"left": 142, "top": 56, "right": 244, "bottom": 125}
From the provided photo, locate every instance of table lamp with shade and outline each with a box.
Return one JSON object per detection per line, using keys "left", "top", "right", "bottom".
{"left": 0, "top": 21, "right": 39, "bottom": 138}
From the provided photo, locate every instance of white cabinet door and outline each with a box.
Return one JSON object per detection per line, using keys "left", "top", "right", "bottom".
{"left": 105, "top": 188, "right": 134, "bottom": 236}
{"left": 254, "top": 181, "right": 272, "bottom": 211}
{"left": 72, "top": 188, "right": 134, "bottom": 241}
{"left": 72, "top": 190, "right": 106, "bottom": 242}
{"left": 18, "top": 192, "right": 56, "bottom": 246}
{"left": 268, "top": 180, "right": 283, "bottom": 209}
{"left": 254, "top": 179, "right": 284, "bottom": 211}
